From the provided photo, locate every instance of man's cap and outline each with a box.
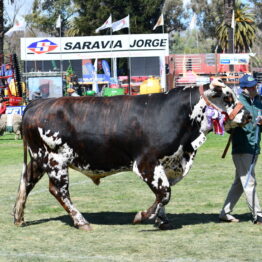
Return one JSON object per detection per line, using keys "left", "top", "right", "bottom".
{"left": 239, "top": 74, "right": 257, "bottom": 88}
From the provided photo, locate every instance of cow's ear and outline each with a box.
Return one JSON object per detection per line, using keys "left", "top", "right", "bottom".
{"left": 210, "top": 78, "right": 226, "bottom": 89}
{"left": 209, "top": 78, "right": 226, "bottom": 97}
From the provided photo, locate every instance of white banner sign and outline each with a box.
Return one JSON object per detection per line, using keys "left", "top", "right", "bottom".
{"left": 21, "top": 34, "right": 169, "bottom": 60}
{"left": 220, "top": 54, "right": 250, "bottom": 65}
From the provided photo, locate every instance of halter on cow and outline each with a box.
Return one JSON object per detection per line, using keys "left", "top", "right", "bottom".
{"left": 13, "top": 79, "right": 251, "bottom": 231}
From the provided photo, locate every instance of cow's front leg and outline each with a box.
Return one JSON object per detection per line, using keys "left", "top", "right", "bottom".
{"left": 48, "top": 168, "right": 92, "bottom": 231}
{"left": 133, "top": 160, "right": 172, "bottom": 230}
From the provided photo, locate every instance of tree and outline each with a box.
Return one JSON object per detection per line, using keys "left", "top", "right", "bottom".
{"left": 249, "top": 0, "right": 262, "bottom": 67}
{"left": 250, "top": 0, "right": 262, "bottom": 30}
{"left": 24, "top": 0, "right": 76, "bottom": 36}
{"left": 162, "top": 0, "right": 188, "bottom": 33}
{"left": 170, "top": 30, "right": 216, "bottom": 54}
{"left": 234, "top": 1, "right": 256, "bottom": 52}
{"left": 190, "top": 0, "right": 224, "bottom": 39}
{"left": 3, "top": 0, "right": 30, "bottom": 60}
{"left": 71, "top": 0, "right": 187, "bottom": 36}
{"left": 216, "top": 0, "right": 256, "bottom": 53}
{"left": 72, "top": 0, "right": 163, "bottom": 35}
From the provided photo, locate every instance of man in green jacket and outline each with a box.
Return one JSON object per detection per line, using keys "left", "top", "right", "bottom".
{"left": 219, "top": 74, "right": 262, "bottom": 224}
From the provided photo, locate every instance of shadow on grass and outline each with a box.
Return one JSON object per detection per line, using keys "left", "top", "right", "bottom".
{"left": 22, "top": 212, "right": 252, "bottom": 230}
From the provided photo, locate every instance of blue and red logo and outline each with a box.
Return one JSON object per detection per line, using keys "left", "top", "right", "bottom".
{"left": 27, "top": 39, "right": 58, "bottom": 54}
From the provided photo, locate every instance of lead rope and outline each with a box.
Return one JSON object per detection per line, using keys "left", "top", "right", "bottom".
{"left": 221, "top": 133, "right": 232, "bottom": 159}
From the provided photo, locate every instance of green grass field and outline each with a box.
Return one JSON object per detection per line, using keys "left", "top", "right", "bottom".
{"left": 0, "top": 132, "right": 262, "bottom": 262}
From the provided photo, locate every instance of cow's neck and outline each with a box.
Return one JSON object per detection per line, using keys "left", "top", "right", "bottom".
{"left": 190, "top": 97, "right": 211, "bottom": 135}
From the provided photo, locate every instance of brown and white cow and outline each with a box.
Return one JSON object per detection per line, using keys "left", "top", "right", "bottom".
{"left": 13, "top": 79, "right": 251, "bottom": 231}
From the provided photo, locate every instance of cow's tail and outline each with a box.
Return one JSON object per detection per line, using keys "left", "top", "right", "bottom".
{"left": 23, "top": 137, "right": 28, "bottom": 171}
{"left": 13, "top": 137, "right": 28, "bottom": 224}
{"left": 20, "top": 119, "right": 27, "bottom": 176}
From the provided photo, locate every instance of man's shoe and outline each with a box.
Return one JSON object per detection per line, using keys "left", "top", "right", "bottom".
{"left": 254, "top": 216, "right": 262, "bottom": 225}
{"left": 219, "top": 214, "right": 239, "bottom": 223}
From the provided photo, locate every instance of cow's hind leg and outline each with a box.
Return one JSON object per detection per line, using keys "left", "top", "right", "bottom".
{"left": 14, "top": 160, "right": 44, "bottom": 225}
{"left": 133, "top": 161, "right": 172, "bottom": 230}
{"left": 48, "top": 168, "right": 92, "bottom": 231}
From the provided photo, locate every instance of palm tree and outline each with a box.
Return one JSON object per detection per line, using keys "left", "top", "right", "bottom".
{"left": 234, "top": 1, "right": 256, "bottom": 52}
{"left": 216, "top": 0, "right": 256, "bottom": 53}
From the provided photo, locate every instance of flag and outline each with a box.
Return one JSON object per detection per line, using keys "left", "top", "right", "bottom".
{"left": 56, "top": 15, "right": 61, "bottom": 29}
{"left": 111, "top": 15, "right": 129, "bottom": 32}
{"left": 189, "top": 13, "right": 197, "bottom": 30}
{"left": 95, "top": 15, "right": 112, "bottom": 33}
{"left": 231, "top": 10, "right": 235, "bottom": 29}
{"left": 92, "top": 59, "right": 99, "bottom": 93}
{"left": 159, "top": 56, "right": 166, "bottom": 91}
{"left": 102, "top": 60, "right": 111, "bottom": 81}
{"left": 153, "top": 14, "right": 164, "bottom": 30}
{"left": 5, "top": 19, "right": 26, "bottom": 37}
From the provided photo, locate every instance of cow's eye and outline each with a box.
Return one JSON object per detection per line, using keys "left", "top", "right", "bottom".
{"left": 223, "top": 95, "right": 233, "bottom": 105}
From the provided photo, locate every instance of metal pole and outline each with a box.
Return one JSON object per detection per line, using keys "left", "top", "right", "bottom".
{"left": 59, "top": 17, "right": 63, "bottom": 82}
{"left": 128, "top": 20, "right": 131, "bottom": 95}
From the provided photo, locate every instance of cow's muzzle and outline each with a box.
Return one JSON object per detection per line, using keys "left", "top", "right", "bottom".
{"left": 225, "top": 102, "right": 252, "bottom": 128}
{"left": 228, "top": 102, "right": 252, "bottom": 125}
{"left": 228, "top": 102, "right": 244, "bottom": 120}
{"left": 242, "top": 110, "right": 252, "bottom": 125}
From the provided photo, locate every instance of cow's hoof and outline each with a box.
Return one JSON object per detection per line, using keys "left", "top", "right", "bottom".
{"left": 158, "top": 222, "right": 174, "bottom": 230}
{"left": 79, "top": 224, "right": 92, "bottom": 231}
{"left": 133, "top": 211, "right": 143, "bottom": 224}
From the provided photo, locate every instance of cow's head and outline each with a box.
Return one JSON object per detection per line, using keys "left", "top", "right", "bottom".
{"left": 203, "top": 78, "right": 251, "bottom": 130}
